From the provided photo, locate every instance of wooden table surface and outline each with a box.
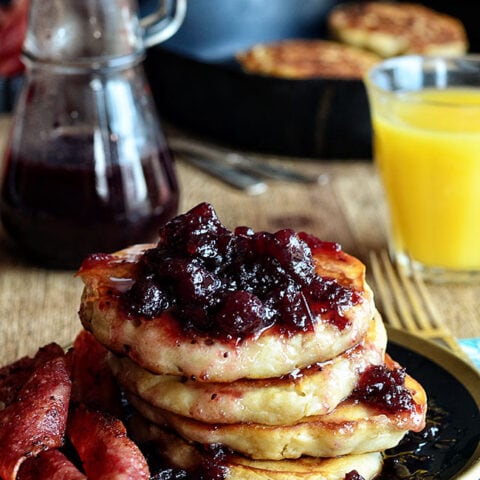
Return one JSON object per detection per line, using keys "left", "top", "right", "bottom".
{"left": 0, "top": 117, "right": 479, "bottom": 367}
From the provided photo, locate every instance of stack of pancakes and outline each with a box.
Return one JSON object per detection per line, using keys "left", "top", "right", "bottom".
{"left": 78, "top": 239, "right": 427, "bottom": 479}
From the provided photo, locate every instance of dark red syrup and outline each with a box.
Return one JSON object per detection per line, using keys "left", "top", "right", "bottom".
{"left": 0, "top": 133, "right": 179, "bottom": 268}
{"left": 118, "top": 202, "right": 361, "bottom": 341}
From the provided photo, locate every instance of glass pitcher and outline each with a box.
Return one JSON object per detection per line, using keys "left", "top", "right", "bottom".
{"left": 0, "top": 0, "right": 185, "bottom": 269}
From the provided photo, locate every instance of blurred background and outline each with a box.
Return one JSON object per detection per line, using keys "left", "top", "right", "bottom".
{"left": 0, "top": 0, "right": 477, "bottom": 159}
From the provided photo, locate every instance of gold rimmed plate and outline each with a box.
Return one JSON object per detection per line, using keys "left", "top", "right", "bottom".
{"left": 382, "top": 327, "right": 480, "bottom": 479}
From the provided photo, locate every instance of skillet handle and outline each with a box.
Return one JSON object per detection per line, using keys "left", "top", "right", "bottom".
{"left": 141, "top": 0, "right": 187, "bottom": 48}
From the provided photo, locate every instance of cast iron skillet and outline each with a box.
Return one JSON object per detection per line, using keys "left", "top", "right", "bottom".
{"left": 143, "top": 0, "right": 373, "bottom": 160}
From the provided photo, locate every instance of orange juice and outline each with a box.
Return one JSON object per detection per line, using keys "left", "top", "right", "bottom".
{"left": 372, "top": 88, "right": 480, "bottom": 270}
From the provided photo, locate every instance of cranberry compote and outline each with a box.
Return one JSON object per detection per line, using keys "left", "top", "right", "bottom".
{"left": 344, "top": 471, "right": 366, "bottom": 480}
{"left": 122, "top": 203, "right": 361, "bottom": 340}
{"left": 352, "top": 364, "right": 416, "bottom": 414}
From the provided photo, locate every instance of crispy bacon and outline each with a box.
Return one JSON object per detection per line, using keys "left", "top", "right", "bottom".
{"left": 0, "top": 352, "right": 71, "bottom": 480}
{"left": 68, "top": 405, "right": 150, "bottom": 479}
{"left": 0, "top": 343, "right": 65, "bottom": 406}
{"left": 17, "top": 449, "right": 86, "bottom": 480}
{"left": 71, "top": 329, "right": 122, "bottom": 415}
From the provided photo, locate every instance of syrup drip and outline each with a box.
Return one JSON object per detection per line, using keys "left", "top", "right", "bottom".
{"left": 379, "top": 400, "right": 450, "bottom": 479}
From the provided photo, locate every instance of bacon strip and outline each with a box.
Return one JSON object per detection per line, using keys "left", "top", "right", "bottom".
{"left": 68, "top": 405, "right": 150, "bottom": 480}
{"left": 0, "top": 343, "right": 65, "bottom": 406}
{"left": 71, "top": 329, "right": 122, "bottom": 415}
{"left": 0, "top": 353, "right": 71, "bottom": 480}
{"left": 17, "top": 449, "right": 86, "bottom": 480}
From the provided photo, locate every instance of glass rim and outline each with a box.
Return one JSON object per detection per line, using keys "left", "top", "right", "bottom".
{"left": 364, "top": 54, "right": 480, "bottom": 107}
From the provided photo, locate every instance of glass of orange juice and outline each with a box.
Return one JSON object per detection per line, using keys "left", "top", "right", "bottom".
{"left": 365, "top": 55, "right": 480, "bottom": 282}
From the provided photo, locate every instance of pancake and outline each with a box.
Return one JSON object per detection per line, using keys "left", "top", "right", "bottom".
{"left": 237, "top": 39, "right": 381, "bottom": 79}
{"left": 328, "top": 2, "right": 468, "bottom": 58}
{"left": 109, "top": 312, "right": 387, "bottom": 425}
{"left": 78, "top": 243, "right": 375, "bottom": 383}
{"left": 129, "top": 415, "right": 384, "bottom": 480}
{"left": 126, "top": 368, "right": 427, "bottom": 460}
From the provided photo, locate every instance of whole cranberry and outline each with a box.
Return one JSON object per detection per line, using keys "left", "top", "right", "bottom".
{"left": 156, "top": 257, "right": 222, "bottom": 308}
{"left": 122, "top": 275, "right": 171, "bottom": 317}
{"left": 215, "top": 291, "right": 271, "bottom": 338}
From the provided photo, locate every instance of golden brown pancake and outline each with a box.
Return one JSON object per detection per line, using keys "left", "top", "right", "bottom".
{"left": 78, "top": 244, "right": 375, "bottom": 382}
{"left": 328, "top": 2, "right": 468, "bottom": 57}
{"left": 109, "top": 312, "right": 387, "bottom": 425}
{"left": 126, "top": 369, "right": 427, "bottom": 460}
{"left": 129, "top": 414, "right": 385, "bottom": 480}
{"left": 237, "top": 39, "right": 381, "bottom": 79}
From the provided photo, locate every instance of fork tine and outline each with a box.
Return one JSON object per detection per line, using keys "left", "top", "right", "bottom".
{"left": 370, "top": 249, "right": 471, "bottom": 362}
{"left": 379, "top": 250, "right": 419, "bottom": 332}
{"left": 402, "top": 259, "right": 442, "bottom": 330}
{"left": 369, "top": 251, "right": 402, "bottom": 329}
{"left": 407, "top": 258, "right": 466, "bottom": 354}
{"left": 394, "top": 257, "right": 433, "bottom": 331}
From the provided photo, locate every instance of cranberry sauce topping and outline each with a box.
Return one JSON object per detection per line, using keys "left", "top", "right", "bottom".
{"left": 352, "top": 364, "right": 416, "bottom": 414}
{"left": 344, "top": 471, "right": 366, "bottom": 480}
{"left": 121, "top": 202, "right": 361, "bottom": 340}
{"left": 148, "top": 443, "right": 230, "bottom": 480}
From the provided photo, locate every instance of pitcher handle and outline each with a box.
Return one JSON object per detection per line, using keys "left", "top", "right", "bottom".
{"left": 141, "top": 0, "right": 187, "bottom": 48}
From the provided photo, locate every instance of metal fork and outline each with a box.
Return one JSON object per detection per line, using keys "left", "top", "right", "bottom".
{"left": 369, "top": 249, "right": 470, "bottom": 361}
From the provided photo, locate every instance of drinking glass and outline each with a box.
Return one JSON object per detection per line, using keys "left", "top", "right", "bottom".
{"left": 365, "top": 55, "right": 480, "bottom": 282}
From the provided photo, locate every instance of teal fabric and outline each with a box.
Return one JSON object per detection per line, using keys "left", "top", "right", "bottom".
{"left": 459, "top": 338, "right": 480, "bottom": 370}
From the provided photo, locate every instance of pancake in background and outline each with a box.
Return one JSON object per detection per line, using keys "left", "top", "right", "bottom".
{"left": 236, "top": 39, "right": 381, "bottom": 79}
{"left": 328, "top": 2, "right": 468, "bottom": 57}
{"left": 109, "top": 312, "right": 387, "bottom": 425}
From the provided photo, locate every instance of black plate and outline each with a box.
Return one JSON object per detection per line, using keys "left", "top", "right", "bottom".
{"left": 380, "top": 328, "right": 480, "bottom": 479}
